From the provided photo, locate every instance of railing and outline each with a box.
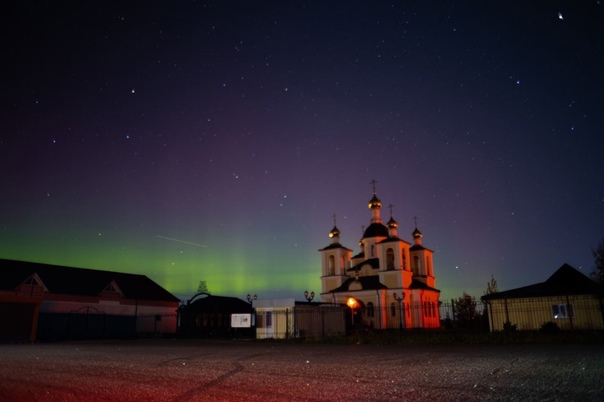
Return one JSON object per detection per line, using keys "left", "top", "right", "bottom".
{"left": 31, "top": 296, "right": 604, "bottom": 342}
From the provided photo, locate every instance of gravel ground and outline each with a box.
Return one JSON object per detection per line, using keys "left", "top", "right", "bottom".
{"left": 0, "top": 340, "right": 602, "bottom": 401}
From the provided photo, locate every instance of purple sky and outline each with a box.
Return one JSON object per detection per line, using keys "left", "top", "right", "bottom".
{"left": 2, "top": 1, "right": 603, "bottom": 303}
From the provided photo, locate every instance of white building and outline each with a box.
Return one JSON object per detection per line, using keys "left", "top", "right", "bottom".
{"left": 319, "top": 186, "right": 441, "bottom": 329}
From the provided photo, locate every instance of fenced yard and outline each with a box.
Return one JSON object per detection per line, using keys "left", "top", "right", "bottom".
{"left": 26, "top": 296, "right": 604, "bottom": 343}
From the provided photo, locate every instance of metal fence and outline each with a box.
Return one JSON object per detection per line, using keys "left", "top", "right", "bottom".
{"left": 36, "top": 311, "right": 178, "bottom": 341}
{"left": 31, "top": 296, "right": 604, "bottom": 342}
{"left": 251, "top": 296, "right": 604, "bottom": 340}
{"left": 480, "top": 295, "right": 604, "bottom": 332}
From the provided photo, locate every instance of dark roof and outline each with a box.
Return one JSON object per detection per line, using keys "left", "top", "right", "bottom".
{"left": 351, "top": 252, "right": 365, "bottom": 259}
{"left": 181, "top": 294, "right": 253, "bottom": 314}
{"left": 329, "top": 275, "right": 388, "bottom": 293}
{"left": 409, "top": 244, "right": 426, "bottom": 251}
{"left": 319, "top": 243, "right": 352, "bottom": 252}
{"left": 481, "top": 263, "right": 603, "bottom": 300}
{"left": 363, "top": 223, "right": 389, "bottom": 238}
{"left": 409, "top": 279, "right": 440, "bottom": 292}
{"left": 0, "top": 259, "right": 180, "bottom": 302}
{"left": 348, "top": 258, "right": 380, "bottom": 272}
{"left": 378, "top": 237, "right": 410, "bottom": 245}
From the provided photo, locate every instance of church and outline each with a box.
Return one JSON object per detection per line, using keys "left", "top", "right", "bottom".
{"left": 319, "top": 184, "right": 441, "bottom": 329}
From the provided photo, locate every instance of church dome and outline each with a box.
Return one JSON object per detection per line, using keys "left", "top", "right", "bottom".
{"left": 412, "top": 227, "right": 423, "bottom": 239}
{"left": 368, "top": 194, "right": 381, "bottom": 209}
{"left": 387, "top": 216, "right": 398, "bottom": 229}
{"left": 363, "top": 222, "right": 389, "bottom": 238}
{"left": 329, "top": 225, "right": 341, "bottom": 238}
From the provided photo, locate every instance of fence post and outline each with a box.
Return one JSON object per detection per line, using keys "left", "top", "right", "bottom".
{"left": 450, "top": 299, "right": 456, "bottom": 332}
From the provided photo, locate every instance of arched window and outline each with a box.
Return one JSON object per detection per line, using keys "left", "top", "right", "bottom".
{"left": 413, "top": 256, "right": 420, "bottom": 275}
{"left": 390, "top": 302, "right": 396, "bottom": 317}
{"left": 371, "top": 244, "right": 375, "bottom": 257}
{"left": 402, "top": 250, "right": 407, "bottom": 270}
{"left": 367, "top": 302, "right": 375, "bottom": 317}
{"left": 386, "top": 248, "right": 394, "bottom": 270}
{"left": 328, "top": 255, "right": 335, "bottom": 276}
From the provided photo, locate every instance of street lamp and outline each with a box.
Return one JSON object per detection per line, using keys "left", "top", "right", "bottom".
{"left": 393, "top": 292, "right": 405, "bottom": 330}
{"left": 347, "top": 297, "right": 358, "bottom": 327}
{"left": 247, "top": 294, "right": 257, "bottom": 304}
{"left": 304, "top": 290, "right": 315, "bottom": 302}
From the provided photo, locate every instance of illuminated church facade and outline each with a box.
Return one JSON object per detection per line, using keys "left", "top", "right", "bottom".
{"left": 319, "top": 186, "right": 441, "bottom": 329}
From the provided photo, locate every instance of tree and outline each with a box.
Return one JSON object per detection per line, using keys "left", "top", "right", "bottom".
{"left": 590, "top": 238, "right": 604, "bottom": 285}
{"left": 453, "top": 292, "right": 481, "bottom": 325}
{"left": 196, "top": 280, "right": 209, "bottom": 294}
{"left": 483, "top": 274, "right": 499, "bottom": 296}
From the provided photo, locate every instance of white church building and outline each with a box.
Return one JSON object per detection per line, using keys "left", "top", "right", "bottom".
{"left": 319, "top": 184, "right": 441, "bottom": 329}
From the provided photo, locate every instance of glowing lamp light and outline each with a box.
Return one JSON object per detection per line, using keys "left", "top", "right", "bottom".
{"left": 347, "top": 297, "right": 358, "bottom": 309}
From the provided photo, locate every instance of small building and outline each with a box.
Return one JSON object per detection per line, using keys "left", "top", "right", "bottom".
{"left": 481, "top": 263, "right": 604, "bottom": 331}
{"left": 178, "top": 293, "right": 254, "bottom": 338}
{"left": 0, "top": 259, "right": 180, "bottom": 342}
{"left": 253, "top": 299, "right": 346, "bottom": 339}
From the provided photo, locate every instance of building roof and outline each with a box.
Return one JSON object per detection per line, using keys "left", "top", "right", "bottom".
{"left": 329, "top": 275, "right": 388, "bottom": 293}
{"left": 363, "top": 222, "right": 389, "bottom": 238}
{"left": 378, "top": 237, "right": 411, "bottom": 245}
{"left": 0, "top": 259, "right": 180, "bottom": 302}
{"left": 481, "top": 263, "right": 603, "bottom": 300}
{"left": 318, "top": 243, "right": 353, "bottom": 252}
{"left": 409, "top": 244, "right": 426, "bottom": 251}
{"left": 182, "top": 294, "right": 253, "bottom": 313}
{"left": 348, "top": 258, "right": 380, "bottom": 272}
{"left": 409, "top": 279, "right": 440, "bottom": 292}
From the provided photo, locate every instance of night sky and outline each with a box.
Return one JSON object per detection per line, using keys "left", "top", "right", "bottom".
{"left": 3, "top": 1, "right": 603, "bottom": 303}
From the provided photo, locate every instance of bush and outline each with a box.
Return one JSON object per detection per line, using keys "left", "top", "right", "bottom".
{"left": 540, "top": 321, "right": 560, "bottom": 333}
{"left": 503, "top": 321, "right": 517, "bottom": 333}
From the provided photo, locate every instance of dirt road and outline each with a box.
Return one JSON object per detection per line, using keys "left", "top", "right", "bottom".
{"left": 0, "top": 340, "right": 602, "bottom": 401}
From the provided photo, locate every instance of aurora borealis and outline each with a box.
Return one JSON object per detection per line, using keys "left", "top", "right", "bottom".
{"left": 2, "top": 1, "right": 603, "bottom": 303}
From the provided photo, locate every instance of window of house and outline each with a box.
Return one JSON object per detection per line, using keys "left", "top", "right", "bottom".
{"left": 266, "top": 311, "right": 273, "bottom": 327}
{"left": 552, "top": 304, "right": 574, "bottom": 319}
{"left": 367, "top": 302, "right": 374, "bottom": 317}
{"left": 386, "top": 248, "right": 394, "bottom": 270}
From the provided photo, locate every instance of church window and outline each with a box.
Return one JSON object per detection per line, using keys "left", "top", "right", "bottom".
{"left": 367, "top": 302, "right": 374, "bottom": 317}
{"left": 328, "top": 255, "right": 335, "bottom": 276}
{"left": 413, "top": 256, "right": 420, "bottom": 275}
{"left": 386, "top": 248, "right": 394, "bottom": 270}
{"left": 390, "top": 303, "right": 396, "bottom": 317}
{"left": 402, "top": 250, "right": 407, "bottom": 270}
{"left": 371, "top": 244, "right": 375, "bottom": 257}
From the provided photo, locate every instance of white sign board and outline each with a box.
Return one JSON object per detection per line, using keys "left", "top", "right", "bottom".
{"left": 231, "top": 314, "right": 251, "bottom": 328}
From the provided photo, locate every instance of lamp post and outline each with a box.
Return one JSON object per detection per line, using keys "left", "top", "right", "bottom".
{"left": 246, "top": 294, "right": 257, "bottom": 304}
{"left": 347, "top": 297, "right": 358, "bottom": 328}
{"left": 304, "top": 290, "right": 315, "bottom": 302}
{"left": 393, "top": 292, "right": 405, "bottom": 330}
